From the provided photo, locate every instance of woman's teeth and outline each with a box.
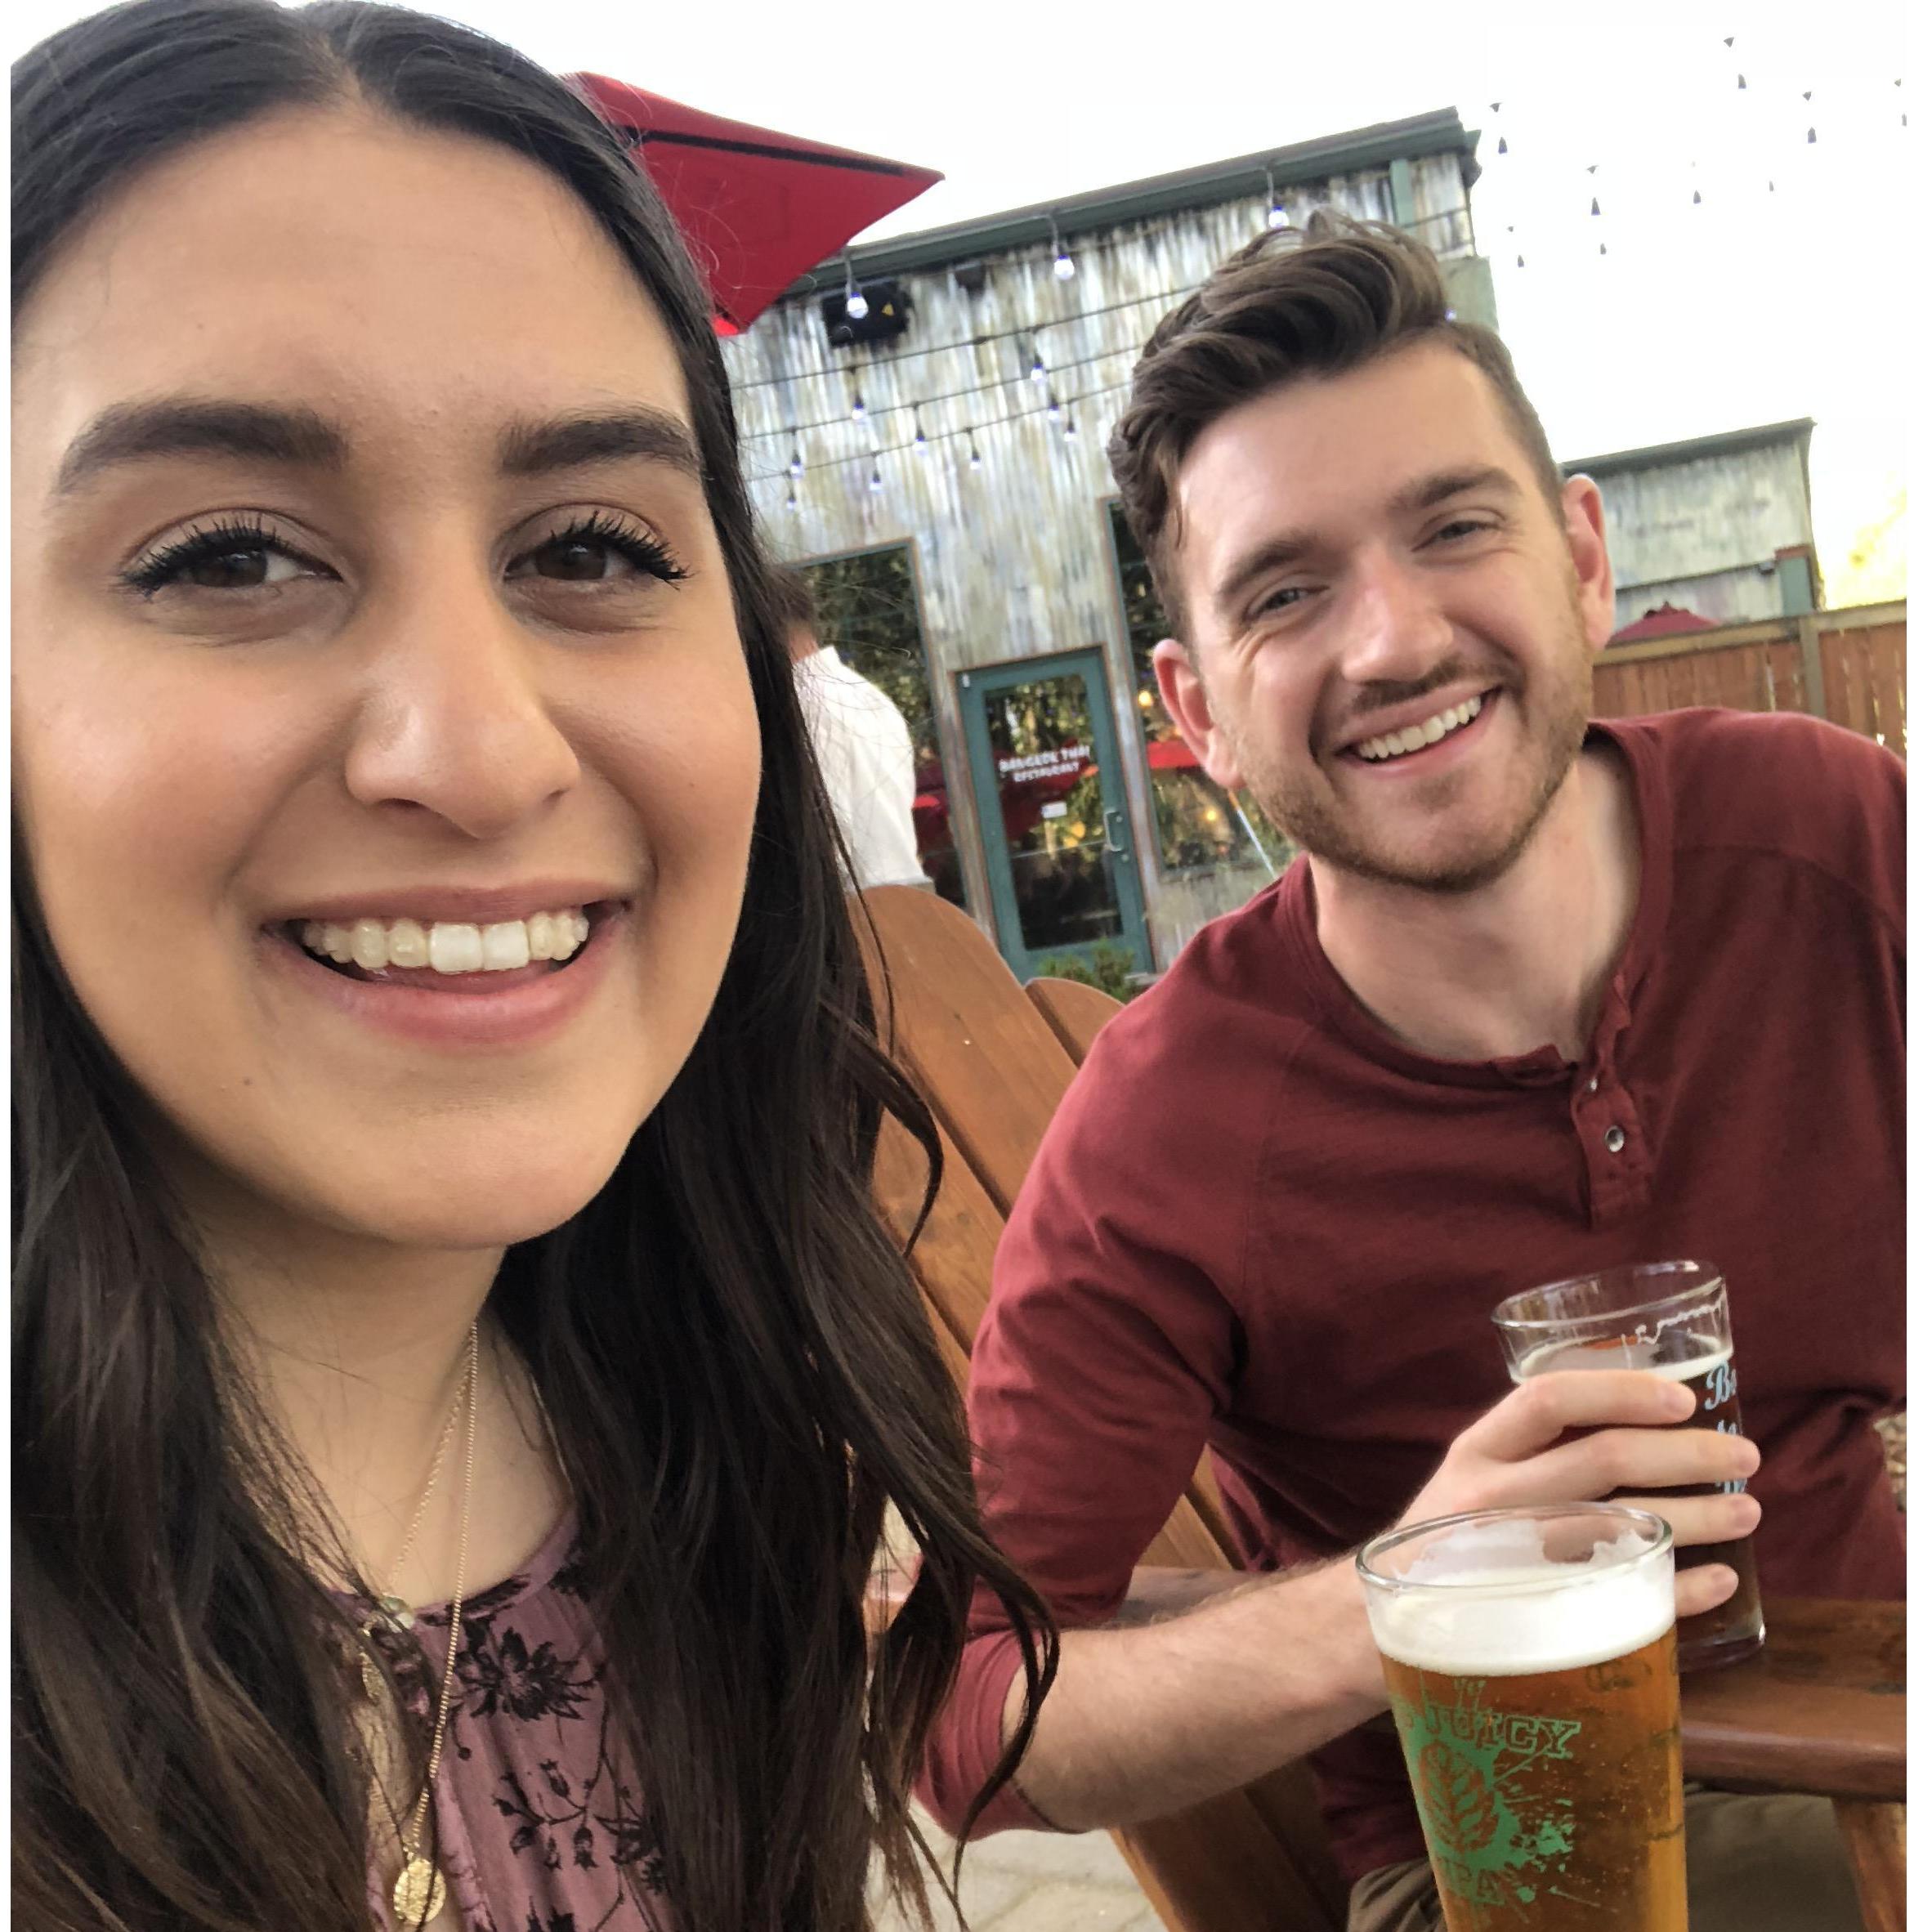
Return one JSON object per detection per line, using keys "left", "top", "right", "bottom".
{"left": 297, "top": 909, "right": 591, "bottom": 973}
{"left": 1353, "top": 694, "right": 1486, "bottom": 763}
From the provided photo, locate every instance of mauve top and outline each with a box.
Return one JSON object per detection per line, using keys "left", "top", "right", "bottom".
{"left": 361, "top": 1514, "right": 669, "bottom": 1932}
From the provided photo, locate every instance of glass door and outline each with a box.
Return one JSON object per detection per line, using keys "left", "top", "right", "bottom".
{"left": 959, "top": 647, "right": 1153, "bottom": 982}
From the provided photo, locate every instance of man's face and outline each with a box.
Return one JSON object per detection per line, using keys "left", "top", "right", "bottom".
{"left": 1153, "top": 342, "right": 1616, "bottom": 894}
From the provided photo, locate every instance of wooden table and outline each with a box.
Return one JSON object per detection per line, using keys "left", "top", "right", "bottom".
{"left": 1679, "top": 1598, "right": 1905, "bottom": 1932}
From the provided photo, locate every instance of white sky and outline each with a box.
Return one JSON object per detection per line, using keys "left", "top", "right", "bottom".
{"left": 11, "top": 0, "right": 1914, "bottom": 587}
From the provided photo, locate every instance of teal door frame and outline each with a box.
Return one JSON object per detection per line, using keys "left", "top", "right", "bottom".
{"left": 958, "top": 646, "right": 1154, "bottom": 982}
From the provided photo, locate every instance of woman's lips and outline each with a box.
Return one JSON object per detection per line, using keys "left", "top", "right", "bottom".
{"left": 260, "top": 906, "right": 622, "bottom": 1049}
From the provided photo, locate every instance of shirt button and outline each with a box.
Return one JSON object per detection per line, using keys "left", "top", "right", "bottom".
{"left": 1585, "top": 1077, "right": 1600, "bottom": 1095}
{"left": 1604, "top": 1125, "right": 1626, "bottom": 1153}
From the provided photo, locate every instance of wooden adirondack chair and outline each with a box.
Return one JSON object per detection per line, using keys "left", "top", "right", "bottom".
{"left": 855, "top": 884, "right": 1904, "bottom": 1932}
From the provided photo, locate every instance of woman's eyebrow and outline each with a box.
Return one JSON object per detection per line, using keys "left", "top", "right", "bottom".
{"left": 52, "top": 397, "right": 703, "bottom": 498}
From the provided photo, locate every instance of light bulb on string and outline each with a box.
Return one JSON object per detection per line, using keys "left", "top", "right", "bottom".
{"left": 868, "top": 463, "right": 883, "bottom": 495}
{"left": 1737, "top": 73, "right": 1747, "bottom": 89}
{"left": 785, "top": 490, "right": 799, "bottom": 513}
{"left": 1590, "top": 197, "right": 1601, "bottom": 216}
{"left": 843, "top": 253, "right": 868, "bottom": 322}
{"left": 913, "top": 407, "right": 928, "bottom": 454}
{"left": 1046, "top": 390, "right": 1062, "bottom": 422}
{"left": 1049, "top": 217, "right": 1076, "bottom": 281}
{"left": 1031, "top": 340, "right": 1048, "bottom": 384}
{"left": 851, "top": 393, "right": 866, "bottom": 425}
{"left": 1264, "top": 166, "right": 1289, "bottom": 230}
{"left": 1497, "top": 136, "right": 1509, "bottom": 155}
{"left": 968, "top": 441, "right": 982, "bottom": 472}
{"left": 788, "top": 444, "right": 805, "bottom": 481}
{"left": 1693, "top": 189, "right": 1703, "bottom": 204}
{"left": 1063, "top": 405, "right": 1077, "bottom": 441}
{"left": 1516, "top": 253, "right": 1525, "bottom": 267}
{"left": 1807, "top": 127, "right": 1817, "bottom": 143}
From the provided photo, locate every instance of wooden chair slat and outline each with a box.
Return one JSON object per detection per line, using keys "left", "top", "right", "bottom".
{"left": 1025, "top": 973, "right": 1125, "bottom": 1064}
{"left": 1679, "top": 1599, "right": 1904, "bottom": 1801}
{"left": 1834, "top": 1800, "right": 1907, "bottom": 1932}
{"left": 858, "top": 887, "right": 1080, "bottom": 1216}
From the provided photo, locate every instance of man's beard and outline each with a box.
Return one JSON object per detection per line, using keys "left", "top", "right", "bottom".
{"left": 1227, "top": 612, "right": 1595, "bottom": 897}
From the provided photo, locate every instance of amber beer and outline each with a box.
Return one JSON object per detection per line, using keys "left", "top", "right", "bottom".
{"left": 1358, "top": 1505, "right": 1688, "bottom": 1931}
{"left": 1493, "top": 1263, "right": 1765, "bottom": 1670}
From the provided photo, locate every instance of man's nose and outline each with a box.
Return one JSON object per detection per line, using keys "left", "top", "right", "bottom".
{"left": 1335, "top": 549, "right": 1457, "bottom": 691}
{"left": 342, "top": 581, "right": 580, "bottom": 841}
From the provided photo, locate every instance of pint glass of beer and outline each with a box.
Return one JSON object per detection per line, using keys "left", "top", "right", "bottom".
{"left": 1358, "top": 1504, "right": 1687, "bottom": 1931}
{"left": 1491, "top": 1262, "right": 1764, "bottom": 1670}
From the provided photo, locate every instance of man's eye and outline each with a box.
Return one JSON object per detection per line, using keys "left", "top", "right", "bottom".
{"left": 1256, "top": 584, "right": 1310, "bottom": 617}
{"left": 1431, "top": 518, "right": 1490, "bottom": 544}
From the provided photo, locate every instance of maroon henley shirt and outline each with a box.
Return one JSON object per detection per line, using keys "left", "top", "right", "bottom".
{"left": 920, "top": 709, "right": 1905, "bottom": 1885}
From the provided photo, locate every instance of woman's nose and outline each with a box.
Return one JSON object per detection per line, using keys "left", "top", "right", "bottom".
{"left": 342, "top": 590, "right": 579, "bottom": 841}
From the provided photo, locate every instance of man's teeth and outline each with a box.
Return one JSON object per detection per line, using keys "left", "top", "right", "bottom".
{"left": 1353, "top": 695, "right": 1487, "bottom": 763}
{"left": 298, "top": 910, "right": 592, "bottom": 973}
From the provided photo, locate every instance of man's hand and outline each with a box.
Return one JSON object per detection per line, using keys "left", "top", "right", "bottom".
{"left": 1402, "top": 1369, "right": 1760, "bottom": 1622}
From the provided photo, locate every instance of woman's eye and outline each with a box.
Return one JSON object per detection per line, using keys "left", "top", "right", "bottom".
{"left": 511, "top": 515, "right": 689, "bottom": 588}
{"left": 123, "top": 522, "right": 328, "bottom": 598}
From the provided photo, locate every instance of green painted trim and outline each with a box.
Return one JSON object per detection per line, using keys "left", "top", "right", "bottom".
{"left": 1563, "top": 418, "right": 1815, "bottom": 478}
{"left": 1388, "top": 155, "right": 1416, "bottom": 232}
{"left": 789, "top": 109, "right": 1479, "bottom": 290}
{"left": 1778, "top": 551, "right": 1819, "bottom": 615}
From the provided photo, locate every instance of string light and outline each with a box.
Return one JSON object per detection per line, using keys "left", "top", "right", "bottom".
{"left": 1497, "top": 136, "right": 1509, "bottom": 155}
{"left": 968, "top": 439, "right": 982, "bottom": 471}
{"left": 1807, "top": 127, "right": 1817, "bottom": 143}
{"left": 1063, "top": 404, "right": 1077, "bottom": 441}
{"left": 788, "top": 444, "right": 805, "bottom": 480}
{"left": 785, "top": 489, "right": 799, "bottom": 512}
{"left": 843, "top": 252, "right": 868, "bottom": 322}
{"left": 868, "top": 463, "right": 883, "bottom": 494}
{"left": 1031, "top": 340, "right": 1049, "bottom": 383}
{"left": 851, "top": 392, "right": 867, "bottom": 425}
{"left": 913, "top": 405, "right": 928, "bottom": 454}
{"left": 1046, "top": 389, "right": 1063, "bottom": 421}
{"left": 1264, "top": 167, "right": 1289, "bottom": 230}
{"left": 1590, "top": 197, "right": 1601, "bottom": 216}
{"left": 1049, "top": 216, "right": 1076, "bottom": 281}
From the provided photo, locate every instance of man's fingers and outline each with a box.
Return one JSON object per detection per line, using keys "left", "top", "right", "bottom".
{"left": 1617, "top": 1490, "right": 1761, "bottom": 1551}
{"left": 1673, "top": 1563, "right": 1739, "bottom": 1623}
{"left": 1461, "top": 1371, "right": 1697, "bottom": 1461}
{"left": 1535, "top": 1425, "right": 1760, "bottom": 1502}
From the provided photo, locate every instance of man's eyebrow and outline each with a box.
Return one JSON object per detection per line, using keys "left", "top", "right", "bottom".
{"left": 52, "top": 400, "right": 348, "bottom": 498}
{"left": 51, "top": 397, "right": 704, "bottom": 498}
{"left": 1387, "top": 464, "right": 1522, "bottom": 517}
{"left": 1211, "top": 531, "right": 1319, "bottom": 621}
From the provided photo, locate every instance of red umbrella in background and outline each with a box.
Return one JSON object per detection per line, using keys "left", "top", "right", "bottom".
{"left": 570, "top": 74, "right": 942, "bottom": 334}
{"left": 1608, "top": 602, "right": 1719, "bottom": 647}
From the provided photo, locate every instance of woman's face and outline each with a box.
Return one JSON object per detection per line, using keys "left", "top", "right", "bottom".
{"left": 11, "top": 108, "right": 763, "bottom": 1254}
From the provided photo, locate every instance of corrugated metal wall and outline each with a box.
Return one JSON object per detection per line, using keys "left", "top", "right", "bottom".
{"left": 723, "top": 146, "right": 1478, "bottom": 960}
{"left": 1576, "top": 439, "right": 1816, "bottom": 629}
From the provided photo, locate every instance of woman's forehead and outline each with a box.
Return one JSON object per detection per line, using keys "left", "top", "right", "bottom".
{"left": 15, "top": 105, "right": 695, "bottom": 473}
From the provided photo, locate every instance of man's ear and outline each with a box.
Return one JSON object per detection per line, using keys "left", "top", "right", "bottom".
{"left": 1560, "top": 474, "right": 1617, "bottom": 656}
{"left": 1152, "top": 638, "right": 1245, "bottom": 793}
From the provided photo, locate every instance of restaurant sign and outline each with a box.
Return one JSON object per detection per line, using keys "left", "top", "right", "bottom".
{"left": 998, "top": 742, "right": 1091, "bottom": 784}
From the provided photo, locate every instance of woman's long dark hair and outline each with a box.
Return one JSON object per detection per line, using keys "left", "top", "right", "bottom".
{"left": 11, "top": 6, "right": 1056, "bottom": 1927}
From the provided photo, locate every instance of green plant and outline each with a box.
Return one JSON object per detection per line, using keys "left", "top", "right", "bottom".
{"left": 1035, "top": 941, "right": 1142, "bottom": 1003}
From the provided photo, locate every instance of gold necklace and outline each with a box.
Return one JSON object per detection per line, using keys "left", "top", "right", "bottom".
{"left": 384, "top": 1322, "right": 480, "bottom": 1926}
{"left": 356, "top": 1347, "right": 469, "bottom": 1702}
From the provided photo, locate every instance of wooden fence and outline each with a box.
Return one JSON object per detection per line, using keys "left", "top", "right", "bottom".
{"left": 1592, "top": 600, "right": 1907, "bottom": 755}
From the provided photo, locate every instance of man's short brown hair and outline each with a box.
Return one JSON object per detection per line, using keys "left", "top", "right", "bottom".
{"left": 1107, "top": 212, "right": 1565, "bottom": 637}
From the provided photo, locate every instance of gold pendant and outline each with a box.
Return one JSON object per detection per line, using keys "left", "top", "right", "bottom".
{"left": 391, "top": 1854, "right": 446, "bottom": 1922}
{"left": 377, "top": 1593, "right": 414, "bottom": 1632}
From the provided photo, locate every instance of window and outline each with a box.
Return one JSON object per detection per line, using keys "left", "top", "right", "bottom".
{"left": 798, "top": 544, "right": 967, "bottom": 906}
{"left": 1105, "top": 502, "right": 1296, "bottom": 874}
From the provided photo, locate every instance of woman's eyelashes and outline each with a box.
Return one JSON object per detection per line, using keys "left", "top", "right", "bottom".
{"left": 118, "top": 508, "right": 691, "bottom": 601}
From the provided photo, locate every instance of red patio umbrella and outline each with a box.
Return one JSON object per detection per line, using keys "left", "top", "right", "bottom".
{"left": 570, "top": 74, "right": 942, "bottom": 334}
{"left": 1608, "top": 602, "right": 1719, "bottom": 646}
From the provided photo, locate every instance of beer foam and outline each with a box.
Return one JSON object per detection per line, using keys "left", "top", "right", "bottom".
{"left": 1512, "top": 1337, "right": 1729, "bottom": 1384}
{"left": 1366, "top": 1522, "right": 1675, "bottom": 1676}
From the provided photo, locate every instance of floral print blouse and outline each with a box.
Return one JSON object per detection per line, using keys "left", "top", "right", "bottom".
{"left": 362, "top": 1514, "right": 667, "bottom": 1932}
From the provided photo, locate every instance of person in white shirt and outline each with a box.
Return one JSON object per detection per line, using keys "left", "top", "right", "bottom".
{"left": 778, "top": 566, "right": 932, "bottom": 891}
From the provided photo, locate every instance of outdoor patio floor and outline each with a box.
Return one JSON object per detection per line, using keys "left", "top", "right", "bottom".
{"left": 867, "top": 1805, "right": 1164, "bottom": 1932}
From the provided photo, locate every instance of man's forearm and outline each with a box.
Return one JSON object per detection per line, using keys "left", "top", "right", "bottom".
{"left": 999, "top": 1555, "right": 1387, "bottom": 1831}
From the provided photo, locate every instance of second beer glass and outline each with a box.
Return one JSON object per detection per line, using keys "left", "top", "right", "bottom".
{"left": 1491, "top": 1260, "right": 1764, "bottom": 1670}
{"left": 1358, "top": 1503, "right": 1688, "bottom": 1931}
